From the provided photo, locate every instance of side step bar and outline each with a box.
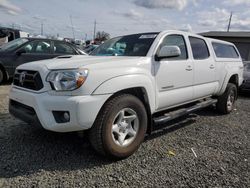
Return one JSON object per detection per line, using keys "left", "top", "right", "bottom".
{"left": 153, "top": 99, "right": 217, "bottom": 126}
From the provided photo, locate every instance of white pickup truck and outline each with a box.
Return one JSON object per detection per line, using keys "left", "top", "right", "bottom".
{"left": 9, "top": 30, "right": 244, "bottom": 159}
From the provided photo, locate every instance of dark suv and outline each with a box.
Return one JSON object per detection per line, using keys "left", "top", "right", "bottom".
{"left": 241, "top": 63, "right": 250, "bottom": 91}
{"left": 0, "top": 38, "right": 85, "bottom": 84}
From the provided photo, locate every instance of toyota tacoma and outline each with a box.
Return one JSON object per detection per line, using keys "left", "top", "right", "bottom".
{"left": 9, "top": 31, "right": 244, "bottom": 159}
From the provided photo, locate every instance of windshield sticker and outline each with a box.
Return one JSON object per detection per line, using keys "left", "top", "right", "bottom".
{"left": 139, "top": 34, "right": 157, "bottom": 39}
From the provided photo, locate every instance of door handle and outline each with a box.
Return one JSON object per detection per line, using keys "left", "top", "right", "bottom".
{"left": 210, "top": 65, "right": 215, "bottom": 69}
{"left": 186, "top": 65, "right": 192, "bottom": 71}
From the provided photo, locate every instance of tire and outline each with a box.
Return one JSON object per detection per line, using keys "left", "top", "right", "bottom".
{"left": 216, "top": 83, "right": 237, "bottom": 114}
{"left": 88, "top": 94, "right": 148, "bottom": 159}
{"left": 0, "top": 69, "right": 4, "bottom": 85}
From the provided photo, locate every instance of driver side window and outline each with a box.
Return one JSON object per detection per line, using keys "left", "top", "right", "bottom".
{"left": 160, "top": 35, "right": 188, "bottom": 60}
{"left": 22, "top": 42, "right": 34, "bottom": 53}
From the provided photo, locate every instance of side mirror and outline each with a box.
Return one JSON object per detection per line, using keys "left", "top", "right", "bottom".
{"left": 16, "top": 48, "right": 26, "bottom": 56}
{"left": 155, "top": 45, "right": 181, "bottom": 61}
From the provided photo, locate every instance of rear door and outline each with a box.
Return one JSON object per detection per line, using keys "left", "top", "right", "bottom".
{"left": 13, "top": 40, "right": 54, "bottom": 70}
{"left": 188, "top": 36, "right": 217, "bottom": 99}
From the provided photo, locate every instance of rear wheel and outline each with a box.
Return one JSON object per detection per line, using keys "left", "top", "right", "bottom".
{"left": 88, "top": 94, "right": 147, "bottom": 159}
{"left": 216, "top": 83, "right": 237, "bottom": 114}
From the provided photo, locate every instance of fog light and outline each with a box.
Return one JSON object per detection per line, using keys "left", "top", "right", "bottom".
{"left": 64, "top": 112, "right": 70, "bottom": 121}
{"left": 52, "top": 111, "right": 70, "bottom": 123}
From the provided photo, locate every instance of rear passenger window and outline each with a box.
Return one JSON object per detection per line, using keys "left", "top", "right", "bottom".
{"left": 189, "top": 37, "right": 210, "bottom": 60}
{"left": 212, "top": 42, "right": 239, "bottom": 58}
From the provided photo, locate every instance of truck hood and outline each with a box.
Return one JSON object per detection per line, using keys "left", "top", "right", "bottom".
{"left": 21, "top": 55, "right": 147, "bottom": 70}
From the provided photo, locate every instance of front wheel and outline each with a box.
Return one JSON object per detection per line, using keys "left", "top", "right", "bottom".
{"left": 88, "top": 94, "right": 147, "bottom": 159}
{"left": 216, "top": 83, "right": 237, "bottom": 114}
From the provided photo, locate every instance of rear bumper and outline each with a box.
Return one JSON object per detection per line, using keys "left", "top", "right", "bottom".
{"left": 9, "top": 86, "right": 111, "bottom": 132}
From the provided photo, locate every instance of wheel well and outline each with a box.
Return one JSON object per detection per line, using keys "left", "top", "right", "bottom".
{"left": 0, "top": 64, "right": 8, "bottom": 80}
{"left": 228, "top": 74, "right": 239, "bottom": 98}
{"left": 228, "top": 74, "right": 239, "bottom": 87}
{"left": 111, "top": 87, "right": 153, "bottom": 134}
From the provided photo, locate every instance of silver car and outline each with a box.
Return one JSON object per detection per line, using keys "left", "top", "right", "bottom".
{"left": 241, "top": 63, "right": 250, "bottom": 91}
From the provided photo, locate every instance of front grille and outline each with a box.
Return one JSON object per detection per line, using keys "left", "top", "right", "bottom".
{"left": 13, "top": 70, "right": 44, "bottom": 91}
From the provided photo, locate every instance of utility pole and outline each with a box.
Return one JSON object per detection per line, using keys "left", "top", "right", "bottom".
{"left": 70, "top": 15, "right": 75, "bottom": 39}
{"left": 227, "top": 12, "right": 233, "bottom": 32}
{"left": 41, "top": 22, "right": 44, "bottom": 36}
{"left": 93, "top": 19, "right": 96, "bottom": 41}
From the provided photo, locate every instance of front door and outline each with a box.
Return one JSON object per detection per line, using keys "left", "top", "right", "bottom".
{"left": 154, "top": 34, "right": 194, "bottom": 110}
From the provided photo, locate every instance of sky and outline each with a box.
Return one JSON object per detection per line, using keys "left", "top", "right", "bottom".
{"left": 0, "top": 0, "right": 250, "bottom": 40}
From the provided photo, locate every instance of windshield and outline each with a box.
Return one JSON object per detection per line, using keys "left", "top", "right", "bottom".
{"left": 0, "top": 38, "right": 29, "bottom": 51}
{"left": 91, "top": 33, "right": 159, "bottom": 57}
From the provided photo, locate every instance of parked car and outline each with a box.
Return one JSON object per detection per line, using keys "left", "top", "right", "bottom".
{"left": 0, "top": 38, "right": 86, "bottom": 84}
{"left": 9, "top": 31, "right": 243, "bottom": 159}
{"left": 240, "top": 63, "right": 250, "bottom": 91}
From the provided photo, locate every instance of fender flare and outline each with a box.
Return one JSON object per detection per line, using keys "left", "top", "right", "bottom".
{"left": 218, "top": 72, "right": 239, "bottom": 95}
{"left": 92, "top": 74, "right": 156, "bottom": 113}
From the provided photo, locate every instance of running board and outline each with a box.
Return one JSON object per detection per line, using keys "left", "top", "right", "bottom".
{"left": 153, "top": 99, "right": 217, "bottom": 126}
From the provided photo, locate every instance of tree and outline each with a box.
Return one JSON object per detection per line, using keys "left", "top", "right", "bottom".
{"left": 95, "top": 31, "right": 110, "bottom": 43}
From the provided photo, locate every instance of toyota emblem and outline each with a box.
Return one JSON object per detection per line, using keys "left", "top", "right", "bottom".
{"left": 19, "top": 71, "right": 27, "bottom": 86}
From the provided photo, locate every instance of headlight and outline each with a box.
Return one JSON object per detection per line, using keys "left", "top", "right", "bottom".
{"left": 46, "top": 69, "right": 88, "bottom": 91}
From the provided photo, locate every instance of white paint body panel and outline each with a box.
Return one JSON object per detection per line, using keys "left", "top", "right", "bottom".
{"left": 154, "top": 59, "right": 194, "bottom": 109}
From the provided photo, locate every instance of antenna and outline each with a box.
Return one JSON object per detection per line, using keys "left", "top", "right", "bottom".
{"left": 227, "top": 12, "right": 233, "bottom": 32}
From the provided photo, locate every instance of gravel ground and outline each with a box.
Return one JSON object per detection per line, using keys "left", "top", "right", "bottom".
{"left": 0, "top": 84, "right": 249, "bottom": 187}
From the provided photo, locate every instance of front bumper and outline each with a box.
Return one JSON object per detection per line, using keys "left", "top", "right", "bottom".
{"left": 9, "top": 100, "right": 42, "bottom": 127}
{"left": 9, "top": 86, "right": 111, "bottom": 132}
